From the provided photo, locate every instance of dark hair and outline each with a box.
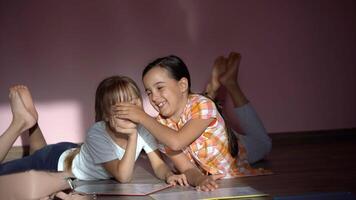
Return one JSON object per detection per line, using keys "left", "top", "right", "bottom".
{"left": 227, "top": 124, "right": 239, "bottom": 158}
{"left": 142, "top": 55, "right": 191, "bottom": 93}
{"left": 95, "top": 76, "right": 141, "bottom": 122}
{"left": 143, "top": 55, "right": 239, "bottom": 158}
{"left": 214, "top": 101, "right": 239, "bottom": 158}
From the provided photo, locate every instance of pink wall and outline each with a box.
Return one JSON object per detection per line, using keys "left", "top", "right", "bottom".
{"left": 1, "top": 0, "right": 355, "bottom": 146}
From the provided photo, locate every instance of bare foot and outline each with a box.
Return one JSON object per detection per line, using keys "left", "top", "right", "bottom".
{"left": 205, "top": 56, "right": 227, "bottom": 99}
{"left": 219, "top": 52, "right": 249, "bottom": 107}
{"left": 9, "top": 86, "right": 37, "bottom": 133}
{"left": 15, "top": 85, "right": 38, "bottom": 120}
{"left": 219, "top": 52, "right": 241, "bottom": 88}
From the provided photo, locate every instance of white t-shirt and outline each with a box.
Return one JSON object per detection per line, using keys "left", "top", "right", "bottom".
{"left": 58, "top": 121, "right": 157, "bottom": 180}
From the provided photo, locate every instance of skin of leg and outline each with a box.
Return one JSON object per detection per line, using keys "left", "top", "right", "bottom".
{"left": 0, "top": 122, "right": 27, "bottom": 163}
{"left": 28, "top": 123, "right": 47, "bottom": 154}
{"left": 55, "top": 191, "right": 91, "bottom": 200}
{"left": 0, "top": 87, "right": 37, "bottom": 163}
{"left": 16, "top": 85, "right": 47, "bottom": 154}
{"left": 0, "top": 170, "right": 71, "bottom": 200}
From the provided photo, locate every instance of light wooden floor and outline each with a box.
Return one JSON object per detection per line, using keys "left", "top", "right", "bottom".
{"left": 5, "top": 129, "right": 356, "bottom": 199}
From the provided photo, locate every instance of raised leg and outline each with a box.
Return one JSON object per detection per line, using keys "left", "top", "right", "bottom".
{"left": 0, "top": 86, "right": 37, "bottom": 162}
{"left": 222, "top": 52, "right": 271, "bottom": 163}
{"left": 16, "top": 85, "right": 47, "bottom": 153}
{"left": 205, "top": 52, "right": 271, "bottom": 163}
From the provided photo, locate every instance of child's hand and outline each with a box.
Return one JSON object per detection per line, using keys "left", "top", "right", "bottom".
{"left": 112, "top": 103, "right": 148, "bottom": 124}
{"left": 195, "top": 174, "right": 225, "bottom": 191}
{"left": 166, "top": 173, "right": 189, "bottom": 187}
{"left": 109, "top": 117, "right": 137, "bottom": 135}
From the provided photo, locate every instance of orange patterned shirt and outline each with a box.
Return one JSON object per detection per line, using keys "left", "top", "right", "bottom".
{"left": 156, "top": 94, "right": 267, "bottom": 178}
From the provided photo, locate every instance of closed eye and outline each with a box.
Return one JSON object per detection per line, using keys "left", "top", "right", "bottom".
{"left": 145, "top": 90, "right": 152, "bottom": 96}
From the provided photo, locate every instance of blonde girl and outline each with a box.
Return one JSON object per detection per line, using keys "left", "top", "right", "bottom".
{"left": 0, "top": 76, "right": 186, "bottom": 199}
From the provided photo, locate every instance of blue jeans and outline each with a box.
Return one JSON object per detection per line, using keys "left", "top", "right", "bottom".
{"left": 0, "top": 142, "right": 78, "bottom": 175}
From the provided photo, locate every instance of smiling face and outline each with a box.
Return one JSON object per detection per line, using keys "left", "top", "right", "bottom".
{"left": 143, "top": 66, "right": 189, "bottom": 121}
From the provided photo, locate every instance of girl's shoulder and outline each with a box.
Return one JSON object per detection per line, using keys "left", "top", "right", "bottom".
{"left": 188, "top": 93, "right": 215, "bottom": 106}
{"left": 186, "top": 94, "right": 218, "bottom": 118}
{"left": 88, "top": 121, "right": 105, "bottom": 131}
{"left": 87, "top": 121, "right": 108, "bottom": 139}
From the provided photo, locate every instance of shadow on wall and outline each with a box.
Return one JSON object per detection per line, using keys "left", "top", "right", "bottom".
{"left": 0, "top": 100, "right": 86, "bottom": 146}
{"left": 0, "top": 0, "right": 197, "bottom": 145}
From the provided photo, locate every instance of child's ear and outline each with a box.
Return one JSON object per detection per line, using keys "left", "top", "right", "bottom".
{"left": 178, "top": 77, "right": 189, "bottom": 93}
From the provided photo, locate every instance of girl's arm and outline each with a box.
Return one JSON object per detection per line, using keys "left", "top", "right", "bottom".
{"left": 146, "top": 150, "right": 189, "bottom": 186}
{"left": 114, "top": 103, "right": 213, "bottom": 151}
{"left": 167, "top": 151, "right": 223, "bottom": 191}
{"left": 102, "top": 131, "right": 138, "bottom": 183}
{"left": 140, "top": 116, "right": 212, "bottom": 151}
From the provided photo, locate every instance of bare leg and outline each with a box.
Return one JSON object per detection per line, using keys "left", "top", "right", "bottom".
{"left": 0, "top": 86, "right": 37, "bottom": 162}
{"left": 16, "top": 85, "right": 47, "bottom": 153}
{"left": 219, "top": 52, "right": 249, "bottom": 107}
{"left": 205, "top": 52, "right": 271, "bottom": 163}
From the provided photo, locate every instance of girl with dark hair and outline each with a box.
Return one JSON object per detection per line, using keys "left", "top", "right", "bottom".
{"left": 114, "top": 52, "right": 271, "bottom": 191}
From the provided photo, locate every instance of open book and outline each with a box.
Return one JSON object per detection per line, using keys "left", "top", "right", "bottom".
{"left": 149, "top": 186, "right": 268, "bottom": 200}
{"left": 75, "top": 182, "right": 172, "bottom": 196}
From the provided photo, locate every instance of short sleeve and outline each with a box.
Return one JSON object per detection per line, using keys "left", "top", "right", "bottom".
{"left": 85, "top": 122, "right": 119, "bottom": 164}
{"left": 190, "top": 96, "right": 218, "bottom": 120}
{"left": 138, "top": 125, "right": 158, "bottom": 153}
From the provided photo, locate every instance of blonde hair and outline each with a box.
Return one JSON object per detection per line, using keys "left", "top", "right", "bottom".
{"left": 95, "top": 76, "right": 141, "bottom": 122}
